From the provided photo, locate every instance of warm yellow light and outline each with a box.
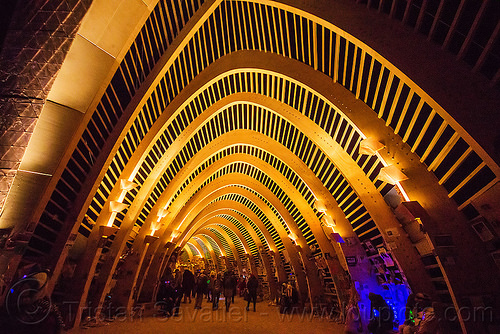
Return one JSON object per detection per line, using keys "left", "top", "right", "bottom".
{"left": 170, "top": 229, "right": 181, "bottom": 242}
{"left": 377, "top": 165, "right": 408, "bottom": 184}
{"left": 321, "top": 214, "right": 336, "bottom": 229}
{"left": 157, "top": 207, "right": 169, "bottom": 218}
{"left": 359, "top": 138, "right": 385, "bottom": 156}
{"left": 109, "top": 201, "right": 128, "bottom": 213}
{"left": 313, "top": 199, "right": 327, "bottom": 213}
{"left": 288, "top": 232, "right": 298, "bottom": 242}
{"left": 120, "top": 179, "right": 139, "bottom": 191}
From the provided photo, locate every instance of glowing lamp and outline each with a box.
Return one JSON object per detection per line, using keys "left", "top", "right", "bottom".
{"left": 377, "top": 165, "right": 408, "bottom": 184}
{"left": 157, "top": 207, "right": 170, "bottom": 219}
{"left": 109, "top": 201, "right": 128, "bottom": 213}
{"left": 288, "top": 232, "right": 298, "bottom": 243}
{"left": 120, "top": 179, "right": 139, "bottom": 191}
{"left": 321, "top": 214, "right": 336, "bottom": 229}
{"left": 170, "top": 229, "right": 181, "bottom": 242}
{"left": 313, "top": 199, "right": 327, "bottom": 213}
{"left": 359, "top": 138, "right": 385, "bottom": 156}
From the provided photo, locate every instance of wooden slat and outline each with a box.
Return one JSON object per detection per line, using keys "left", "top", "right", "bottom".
{"left": 448, "top": 162, "right": 485, "bottom": 197}
{"left": 427, "top": 133, "right": 460, "bottom": 171}
{"left": 356, "top": 49, "right": 366, "bottom": 99}
{"left": 386, "top": 80, "right": 404, "bottom": 126}
{"left": 394, "top": 90, "right": 415, "bottom": 135}
{"left": 411, "top": 109, "right": 436, "bottom": 152}
{"left": 442, "top": 0, "right": 467, "bottom": 50}
{"left": 378, "top": 72, "right": 394, "bottom": 118}
{"left": 428, "top": 0, "right": 446, "bottom": 41}
{"left": 420, "top": 121, "right": 447, "bottom": 162}
{"left": 415, "top": 0, "right": 429, "bottom": 32}
{"left": 457, "top": 0, "right": 490, "bottom": 60}
{"left": 473, "top": 19, "right": 500, "bottom": 72}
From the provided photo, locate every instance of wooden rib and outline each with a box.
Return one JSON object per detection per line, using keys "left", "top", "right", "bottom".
{"left": 342, "top": 41, "right": 349, "bottom": 86}
{"left": 428, "top": 0, "right": 446, "bottom": 41}
{"left": 448, "top": 162, "right": 485, "bottom": 197}
{"left": 458, "top": 0, "right": 490, "bottom": 60}
{"left": 420, "top": 120, "right": 447, "bottom": 162}
{"left": 356, "top": 49, "right": 366, "bottom": 99}
{"left": 378, "top": 72, "right": 394, "bottom": 118}
{"left": 395, "top": 90, "right": 414, "bottom": 135}
{"left": 389, "top": 0, "right": 398, "bottom": 18}
{"left": 415, "top": 0, "right": 429, "bottom": 32}
{"left": 371, "top": 65, "right": 385, "bottom": 110}
{"left": 350, "top": 46, "right": 359, "bottom": 92}
{"left": 411, "top": 109, "right": 436, "bottom": 153}
{"left": 313, "top": 22, "right": 318, "bottom": 70}
{"left": 363, "top": 56, "right": 375, "bottom": 102}
{"left": 402, "top": 0, "right": 413, "bottom": 25}
{"left": 259, "top": 4, "right": 268, "bottom": 52}
{"left": 334, "top": 34, "right": 340, "bottom": 83}
{"left": 457, "top": 178, "right": 498, "bottom": 210}
{"left": 386, "top": 80, "right": 404, "bottom": 126}
{"left": 403, "top": 99, "right": 425, "bottom": 142}
{"left": 277, "top": 8, "right": 286, "bottom": 55}
{"left": 428, "top": 132, "right": 460, "bottom": 171}
{"left": 442, "top": 0, "right": 467, "bottom": 50}
{"left": 439, "top": 147, "right": 472, "bottom": 185}
{"left": 238, "top": 1, "right": 249, "bottom": 51}
{"left": 473, "top": 19, "right": 500, "bottom": 72}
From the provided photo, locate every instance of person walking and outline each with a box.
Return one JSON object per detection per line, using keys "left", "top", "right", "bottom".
{"left": 223, "top": 270, "right": 237, "bottom": 311}
{"left": 367, "top": 293, "right": 394, "bottom": 334}
{"left": 182, "top": 269, "right": 195, "bottom": 303}
{"left": 211, "top": 273, "right": 223, "bottom": 310}
{"left": 173, "top": 269, "right": 183, "bottom": 316}
{"left": 245, "top": 274, "right": 259, "bottom": 312}
{"left": 344, "top": 286, "right": 362, "bottom": 334}
{"left": 194, "top": 272, "right": 208, "bottom": 309}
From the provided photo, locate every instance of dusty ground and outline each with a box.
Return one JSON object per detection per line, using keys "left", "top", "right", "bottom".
{"left": 70, "top": 296, "right": 345, "bottom": 334}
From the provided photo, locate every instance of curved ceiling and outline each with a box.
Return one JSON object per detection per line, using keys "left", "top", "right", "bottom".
{"left": 2, "top": 1, "right": 500, "bottom": 331}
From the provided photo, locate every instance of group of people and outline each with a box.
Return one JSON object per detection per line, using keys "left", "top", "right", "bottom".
{"left": 344, "top": 290, "right": 439, "bottom": 334}
{"left": 156, "top": 268, "right": 260, "bottom": 315}
{"left": 398, "top": 293, "right": 439, "bottom": 334}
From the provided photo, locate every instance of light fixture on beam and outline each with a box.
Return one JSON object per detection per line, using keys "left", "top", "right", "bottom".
{"left": 99, "top": 225, "right": 119, "bottom": 238}
{"left": 321, "top": 214, "right": 336, "bottom": 229}
{"left": 359, "top": 137, "right": 385, "bottom": 156}
{"left": 109, "top": 201, "right": 128, "bottom": 213}
{"left": 313, "top": 199, "right": 327, "bottom": 213}
{"left": 120, "top": 179, "right": 139, "bottom": 191}
{"left": 144, "top": 235, "right": 159, "bottom": 244}
{"left": 170, "top": 229, "right": 181, "bottom": 242}
{"left": 377, "top": 165, "right": 408, "bottom": 184}
{"left": 288, "top": 232, "right": 298, "bottom": 243}
{"left": 157, "top": 207, "right": 170, "bottom": 219}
